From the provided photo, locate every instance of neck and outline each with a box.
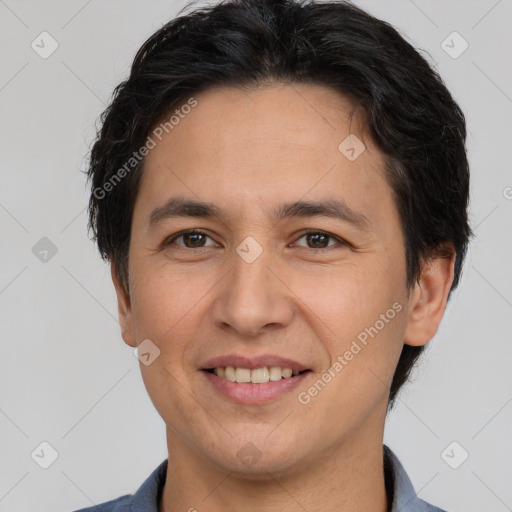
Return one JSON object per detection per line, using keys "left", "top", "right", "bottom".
{"left": 159, "top": 422, "right": 389, "bottom": 512}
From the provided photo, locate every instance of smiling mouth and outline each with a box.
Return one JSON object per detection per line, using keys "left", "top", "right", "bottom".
{"left": 204, "top": 366, "right": 311, "bottom": 384}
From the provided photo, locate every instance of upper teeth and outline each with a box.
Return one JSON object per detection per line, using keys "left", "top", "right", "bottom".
{"left": 213, "top": 366, "right": 300, "bottom": 383}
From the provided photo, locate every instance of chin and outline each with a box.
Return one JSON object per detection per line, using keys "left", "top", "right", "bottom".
{"left": 203, "top": 434, "right": 307, "bottom": 478}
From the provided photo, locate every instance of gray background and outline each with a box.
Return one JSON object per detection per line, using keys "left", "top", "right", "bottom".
{"left": 0, "top": 0, "right": 511, "bottom": 511}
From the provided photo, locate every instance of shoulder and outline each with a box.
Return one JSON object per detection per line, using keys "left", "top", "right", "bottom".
{"left": 73, "top": 495, "right": 132, "bottom": 512}
{"left": 417, "top": 498, "right": 449, "bottom": 512}
{"left": 384, "top": 445, "right": 449, "bottom": 512}
{"left": 70, "top": 459, "right": 168, "bottom": 512}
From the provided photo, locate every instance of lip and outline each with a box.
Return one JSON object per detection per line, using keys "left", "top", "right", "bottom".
{"left": 201, "top": 354, "right": 310, "bottom": 373}
{"left": 200, "top": 354, "right": 312, "bottom": 405}
{"left": 202, "top": 370, "right": 311, "bottom": 405}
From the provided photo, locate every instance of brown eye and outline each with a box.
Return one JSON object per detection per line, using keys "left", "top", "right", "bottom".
{"left": 294, "top": 230, "right": 346, "bottom": 250}
{"left": 167, "top": 230, "right": 216, "bottom": 249}
{"left": 305, "top": 232, "right": 330, "bottom": 249}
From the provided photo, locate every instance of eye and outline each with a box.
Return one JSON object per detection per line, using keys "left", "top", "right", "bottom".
{"left": 163, "top": 229, "right": 348, "bottom": 251}
{"left": 165, "top": 229, "right": 218, "bottom": 249}
{"left": 293, "top": 229, "right": 347, "bottom": 250}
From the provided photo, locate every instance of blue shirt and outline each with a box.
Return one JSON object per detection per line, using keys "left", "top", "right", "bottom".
{"left": 73, "top": 445, "right": 447, "bottom": 511}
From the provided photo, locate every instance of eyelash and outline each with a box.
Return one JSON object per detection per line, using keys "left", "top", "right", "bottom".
{"left": 164, "top": 229, "right": 349, "bottom": 250}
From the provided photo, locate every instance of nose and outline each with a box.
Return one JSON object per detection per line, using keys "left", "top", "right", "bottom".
{"left": 212, "top": 246, "right": 294, "bottom": 338}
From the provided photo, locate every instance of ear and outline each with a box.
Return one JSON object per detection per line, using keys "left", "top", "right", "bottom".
{"left": 403, "top": 247, "right": 456, "bottom": 347}
{"left": 111, "top": 263, "right": 137, "bottom": 347}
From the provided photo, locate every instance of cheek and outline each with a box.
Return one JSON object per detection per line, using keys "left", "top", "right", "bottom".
{"left": 300, "top": 252, "right": 408, "bottom": 387}
{"left": 128, "top": 260, "right": 210, "bottom": 358}
{"left": 128, "top": 262, "right": 211, "bottom": 427}
{"left": 131, "top": 257, "right": 199, "bottom": 314}
{"left": 296, "top": 254, "right": 405, "bottom": 331}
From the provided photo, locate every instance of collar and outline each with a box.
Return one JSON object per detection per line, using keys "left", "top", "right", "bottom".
{"left": 97, "top": 444, "right": 445, "bottom": 511}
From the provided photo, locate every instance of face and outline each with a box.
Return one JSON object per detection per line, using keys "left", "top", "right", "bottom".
{"left": 114, "top": 83, "right": 447, "bottom": 477}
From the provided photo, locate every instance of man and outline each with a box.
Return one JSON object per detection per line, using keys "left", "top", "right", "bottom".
{"left": 77, "top": 0, "right": 471, "bottom": 510}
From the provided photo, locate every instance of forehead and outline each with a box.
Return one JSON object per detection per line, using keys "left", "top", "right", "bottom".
{"left": 147, "top": 83, "right": 370, "bottom": 169}
{"left": 136, "top": 83, "right": 394, "bottom": 225}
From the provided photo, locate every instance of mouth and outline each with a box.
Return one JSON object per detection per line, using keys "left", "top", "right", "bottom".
{"left": 203, "top": 366, "right": 312, "bottom": 384}
{"left": 199, "top": 356, "right": 313, "bottom": 404}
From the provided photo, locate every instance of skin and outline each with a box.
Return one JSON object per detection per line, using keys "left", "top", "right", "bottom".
{"left": 112, "top": 83, "right": 455, "bottom": 512}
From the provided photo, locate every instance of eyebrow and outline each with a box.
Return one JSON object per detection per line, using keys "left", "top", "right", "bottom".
{"left": 148, "top": 196, "right": 371, "bottom": 230}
